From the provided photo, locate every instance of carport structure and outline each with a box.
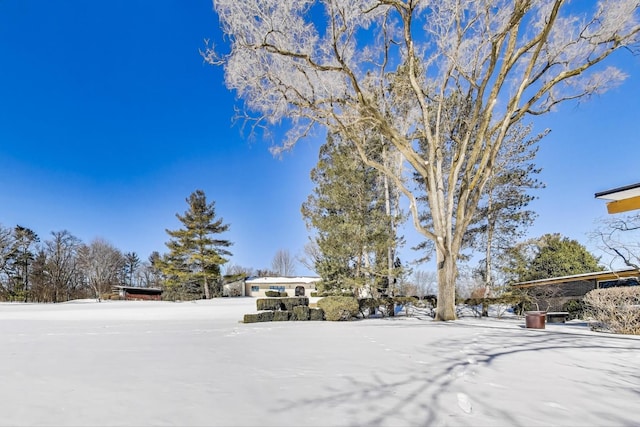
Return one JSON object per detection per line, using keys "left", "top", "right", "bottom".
{"left": 595, "top": 182, "right": 640, "bottom": 214}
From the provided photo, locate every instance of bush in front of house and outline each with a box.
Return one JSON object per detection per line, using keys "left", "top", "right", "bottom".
{"left": 358, "top": 298, "right": 380, "bottom": 318}
{"left": 562, "top": 299, "right": 586, "bottom": 320}
{"left": 243, "top": 312, "right": 275, "bottom": 323}
{"left": 309, "top": 308, "right": 324, "bottom": 321}
{"left": 263, "top": 291, "right": 288, "bottom": 297}
{"left": 256, "top": 298, "right": 283, "bottom": 311}
{"left": 272, "top": 311, "right": 290, "bottom": 321}
{"left": 256, "top": 297, "right": 308, "bottom": 311}
{"left": 292, "top": 306, "right": 310, "bottom": 321}
{"left": 317, "top": 296, "right": 359, "bottom": 321}
{"left": 583, "top": 287, "right": 640, "bottom": 335}
{"left": 281, "top": 297, "right": 309, "bottom": 311}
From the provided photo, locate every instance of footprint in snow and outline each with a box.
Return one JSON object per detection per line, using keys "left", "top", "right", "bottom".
{"left": 457, "top": 392, "right": 473, "bottom": 414}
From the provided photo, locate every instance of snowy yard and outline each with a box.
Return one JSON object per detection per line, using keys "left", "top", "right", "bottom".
{"left": 0, "top": 298, "right": 638, "bottom": 426}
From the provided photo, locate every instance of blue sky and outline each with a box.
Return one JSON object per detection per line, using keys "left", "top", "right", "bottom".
{"left": 0, "top": 1, "right": 638, "bottom": 275}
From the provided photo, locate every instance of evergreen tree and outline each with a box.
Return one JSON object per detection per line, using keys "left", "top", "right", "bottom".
{"left": 159, "top": 190, "right": 232, "bottom": 300}
{"left": 503, "top": 233, "right": 603, "bottom": 283}
{"left": 468, "top": 124, "right": 546, "bottom": 292}
{"left": 123, "top": 252, "right": 141, "bottom": 287}
{"left": 301, "top": 134, "right": 403, "bottom": 295}
{"left": 11, "top": 226, "right": 39, "bottom": 302}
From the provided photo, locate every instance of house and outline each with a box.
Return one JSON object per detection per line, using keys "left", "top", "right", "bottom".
{"left": 244, "top": 276, "right": 322, "bottom": 297}
{"left": 222, "top": 279, "right": 245, "bottom": 297}
{"left": 511, "top": 268, "right": 640, "bottom": 311}
{"left": 112, "top": 285, "right": 163, "bottom": 301}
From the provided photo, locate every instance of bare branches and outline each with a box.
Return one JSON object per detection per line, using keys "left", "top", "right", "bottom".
{"left": 590, "top": 214, "right": 640, "bottom": 270}
{"left": 211, "top": 0, "right": 640, "bottom": 320}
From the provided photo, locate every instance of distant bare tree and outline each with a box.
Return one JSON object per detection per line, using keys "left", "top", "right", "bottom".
{"left": 225, "top": 263, "right": 255, "bottom": 277}
{"left": 43, "top": 230, "right": 82, "bottom": 302}
{"left": 271, "top": 249, "right": 296, "bottom": 276}
{"left": 77, "top": 238, "right": 124, "bottom": 301}
{"left": 297, "top": 241, "right": 322, "bottom": 276}
{"left": 412, "top": 270, "right": 438, "bottom": 300}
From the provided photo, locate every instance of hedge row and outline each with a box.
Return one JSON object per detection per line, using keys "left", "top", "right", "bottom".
{"left": 265, "top": 291, "right": 288, "bottom": 297}
{"left": 256, "top": 297, "right": 309, "bottom": 311}
{"left": 317, "top": 296, "right": 359, "bottom": 321}
{"left": 244, "top": 295, "right": 362, "bottom": 323}
{"left": 243, "top": 308, "right": 324, "bottom": 323}
{"left": 584, "top": 287, "right": 640, "bottom": 335}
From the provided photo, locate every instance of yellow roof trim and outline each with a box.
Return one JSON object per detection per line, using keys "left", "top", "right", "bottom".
{"left": 606, "top": 195, "right": 640, "bottom": 214}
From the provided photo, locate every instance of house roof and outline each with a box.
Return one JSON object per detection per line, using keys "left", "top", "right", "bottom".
{"left": 595, "top": 182, "right": 640, "bottom": 200}
{"left": 595, "top": 182, "right": 640, "bottom": 213}
{"left": 511, "top": 268, "right": 640, "bottom": 288}
{"left": 245, "top": 276, "right": 321, "bottom": 285}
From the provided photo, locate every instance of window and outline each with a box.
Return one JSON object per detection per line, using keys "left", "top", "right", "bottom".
{"left": 251, "top": 286, "right": 260, "bottom": 292}
{"left": 599, "top": 278, "right": 639, "bottom": 289}
{"left": 269, "top": 285, "right": 285, "bottom": 292}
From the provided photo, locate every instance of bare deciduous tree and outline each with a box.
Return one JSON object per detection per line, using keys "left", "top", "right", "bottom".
{"left": 271, "top": 249, "right": 297, "bottom": 276}
{"left": 207, "top": 0, "right": 640, "bottom": 319}
{"left": 77, "top": 238, "right": 124, "bottom": 301}
{"left": 43, "top": 230, "right": 82, "bottom": 302}
{"left": 590, "top": 213, "right": 640, "bottom": 271}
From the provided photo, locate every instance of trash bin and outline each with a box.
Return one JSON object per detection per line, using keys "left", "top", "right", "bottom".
{"left": 525, "top": 311, "right": 546, "bottom": 329}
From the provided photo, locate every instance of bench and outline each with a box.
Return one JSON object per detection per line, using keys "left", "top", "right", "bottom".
{"left": 546, "top": 312, "right": 570, "bottom": 323}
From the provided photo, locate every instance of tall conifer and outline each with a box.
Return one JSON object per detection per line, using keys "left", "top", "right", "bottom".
{"left": 160, "top": 190, "right": 232, "bottom": 299}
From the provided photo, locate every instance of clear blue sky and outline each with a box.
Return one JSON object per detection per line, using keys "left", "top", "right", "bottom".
{"left": 1, "top": 1, "right": 638, "bottom": 275}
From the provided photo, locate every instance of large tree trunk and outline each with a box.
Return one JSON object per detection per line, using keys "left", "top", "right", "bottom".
{"left": 435, "top": 247, "right": 457, "bottom": 321}
{"left": 203, "top": 275, "right": 211, "bottom": 299}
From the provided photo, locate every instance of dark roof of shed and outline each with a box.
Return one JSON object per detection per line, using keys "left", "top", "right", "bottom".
{"left": 112, "top": 285, "right": 163, "bottom": 293}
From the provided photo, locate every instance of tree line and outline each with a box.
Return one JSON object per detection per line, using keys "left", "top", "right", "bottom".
{"left": 0, "top": 226, "right": 160, "bottom": 303}
{"left": 0, "top": 190, "right": 234, "bottom": 302}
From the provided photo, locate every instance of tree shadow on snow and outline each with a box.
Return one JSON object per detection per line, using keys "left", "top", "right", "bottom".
{"left": 269, "top": 322, "right": 640, "bottom": 427}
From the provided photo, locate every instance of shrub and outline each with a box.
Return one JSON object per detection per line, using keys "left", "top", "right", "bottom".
{"left": 562, "top": 299, "right": 586, "bottom": 320}
{"left": 272, "top": 311, "right": 290, "bottom": 321}
{"left": 292, "top": 306, "right": 310, "bottom": 321}
{"left": 281, "top": 297, "right": 309, "bottom": 311}
{"left": 358, "top": 298, "right": 379, "bottom": 318}
{"left": 583, "top": 287, "right": 640, "bottom": 335}
{"left": 279, "top": 291, "right": 288, "bottom": 297}
{"left": 265, "top": 291, "right": 280, "bottom": 297}
{"left": 256, "top": 297, "right": 309, "bottom": 311}
{"left": 256, "top": 298, "right": 282, "bottom": 311}
{"left": 317, "top": 296, "right": 359, "bottom": 321}
{"left": 309, "top": 308, "right": 324, "bottom": 321}
{"left": 243, "top": 312, "right": 274, "bottom": 323}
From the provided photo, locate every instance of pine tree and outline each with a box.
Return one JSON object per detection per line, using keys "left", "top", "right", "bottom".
{"left": 301, "top": 134, "right": 403, "bottom": 295}
{"left": 468, "top": 124, "right": 546, "bottom": 293}
{"left": 159, "top": 190, "right": 232, "bottom": 300}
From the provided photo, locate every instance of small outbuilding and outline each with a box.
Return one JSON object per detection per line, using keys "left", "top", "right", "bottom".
{"left": 112, "top": 285, "right": 163, "bottom": 301}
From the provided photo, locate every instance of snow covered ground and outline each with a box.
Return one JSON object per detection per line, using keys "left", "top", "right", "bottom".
{"left": 0, "top": 298, "right": 638, "bottom": 426}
